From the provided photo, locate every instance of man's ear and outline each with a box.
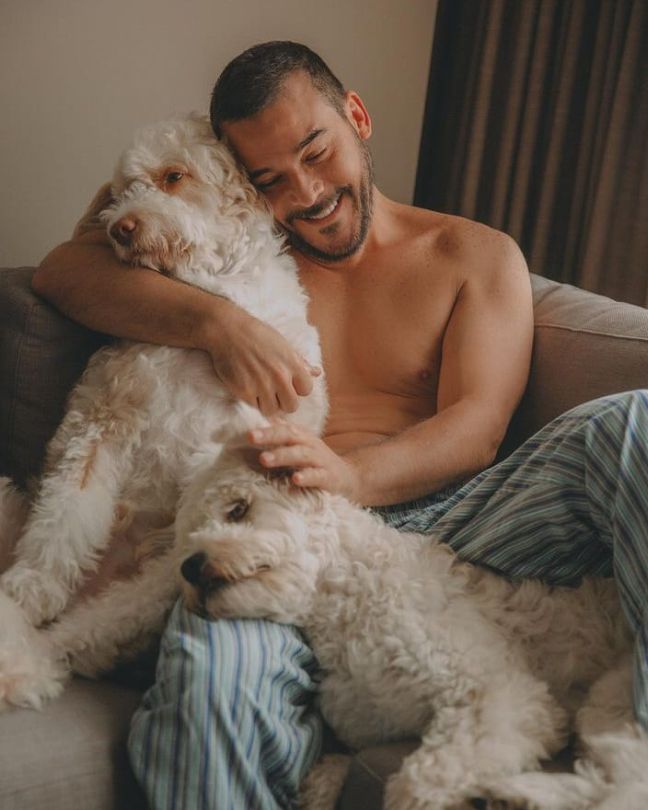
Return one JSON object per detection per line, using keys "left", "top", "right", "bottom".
{"left": 344, "top": 91, "right": 372, "bottom": 140}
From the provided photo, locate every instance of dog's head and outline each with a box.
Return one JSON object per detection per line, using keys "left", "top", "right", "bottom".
{"left": 175, "top": 442, "right": 332, "bottom": 625}
{"left": 101, "top": 113, "right": 270, "bottom": 276}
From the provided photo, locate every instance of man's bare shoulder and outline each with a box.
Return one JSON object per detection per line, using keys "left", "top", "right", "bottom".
{"left": 392, "top": 204, "right": 529, "bottom": 295}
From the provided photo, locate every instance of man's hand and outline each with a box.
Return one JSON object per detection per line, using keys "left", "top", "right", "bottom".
{"left": 201, "top": 306, "right": 321, "bottom": 416}
{"left": 247, "top": 423, "right": 362, "bottom": 500}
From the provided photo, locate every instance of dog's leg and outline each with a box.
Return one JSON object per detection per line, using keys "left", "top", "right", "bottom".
{"left": 45, "top": 547, "right": 178, "bottom": 679}
{"left": 568, "top": 657, "right": 648, "bottom": 810}
{"left": 479, "top": 770, "right": 606, "bottom": 810}
{"left": 0, "top": 403, "right": 145, "bottom": 625}
{"left": 476, "top": 661, "right": 645, "bottom": 810}
{"left": 298, "top": 753, "right": 352, "bottom": 810}
{"left": 0, "top": 478, "right": 29, "bottom": 572}
{"left": 385, "top": 668, "right": 568, "bottom": 810}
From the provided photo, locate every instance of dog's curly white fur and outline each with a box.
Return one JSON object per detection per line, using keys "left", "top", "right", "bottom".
{"left": 0, "top": 114, "right": 326, "bottom": 709}
{"left": 176, "top": 445, "right": 648, "bottom": 810}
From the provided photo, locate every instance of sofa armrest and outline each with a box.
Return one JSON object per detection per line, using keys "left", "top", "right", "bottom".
{"left": 0, "top": 267, "right": 110, "bottom": 489}
{"left": 502, "top": 274, "right": 648, "bottom": 455}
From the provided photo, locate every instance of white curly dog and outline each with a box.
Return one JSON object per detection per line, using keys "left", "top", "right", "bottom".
{"left": 174, "top": 442, "right": 648, "bottom": 810}
{"left": 0, "top": 114, "right": 326, "bottom": 709}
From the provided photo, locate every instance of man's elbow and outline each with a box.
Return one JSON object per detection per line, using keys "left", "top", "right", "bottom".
{"left": 477, "top": 415, "right": 511, "bottom": 470}
{"left": 31, "top": 264, "right": 52, "bottom": 298}
{"left": 32, "top": 243, "right": 71, "bottom": 301}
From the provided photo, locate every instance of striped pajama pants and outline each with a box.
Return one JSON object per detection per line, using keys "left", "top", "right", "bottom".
{"left": 128, "top": 390, "right": 648, "bottom": 809}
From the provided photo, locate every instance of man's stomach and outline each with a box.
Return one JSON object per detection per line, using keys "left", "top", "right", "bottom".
{"left": 322, "top": 389, "right": 436, "bottom": 453}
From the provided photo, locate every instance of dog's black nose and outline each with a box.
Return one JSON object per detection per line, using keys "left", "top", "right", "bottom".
{"left": 181, "top": 552, "right": 207, "bottom": 585}
{"left": 110, "top": 216, "right": 138, "bottom": 247}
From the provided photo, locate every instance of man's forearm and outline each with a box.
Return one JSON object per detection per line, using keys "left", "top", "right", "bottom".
{"left": 34, "top": 236, "right": 319, "bottom": 413}
{"left": 345, "top": 399, "right": 507, "bottom": 507}
{"left": 34, "top": 238, "right": 229, "bottom": 351}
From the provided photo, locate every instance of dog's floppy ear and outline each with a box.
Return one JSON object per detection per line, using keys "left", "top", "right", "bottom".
{"left": 217, "top": 434, "right": 296, "bottom": 482}
{"left": 234, "top": 443, "right": 267, "bottom": 475}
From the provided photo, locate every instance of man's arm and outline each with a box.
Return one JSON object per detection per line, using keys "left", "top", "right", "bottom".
{"left": 33, "top": 186, "right": 318, "bottom": 414}
{"left": 346, "top": 232, "right": 533, "bottom": 504}
{"left": 250, "top": 230, "right": 533, "bottom": 506}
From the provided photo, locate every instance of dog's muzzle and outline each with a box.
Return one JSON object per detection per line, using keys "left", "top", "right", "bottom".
{"left": 109, "top": 216, "right": 139, "bottom": 247}
{"left": 180, "top": 551, "right": 232, "bottom": 594}
{"left": 180, "top": 551, "right": 207, "bottom": 585}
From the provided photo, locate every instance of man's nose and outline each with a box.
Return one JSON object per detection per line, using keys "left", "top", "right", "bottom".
{"left": 287, "top": 170, "right": 324, "bottom": 210}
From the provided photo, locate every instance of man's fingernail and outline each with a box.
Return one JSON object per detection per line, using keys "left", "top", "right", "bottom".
{"left": 251, "top": 430, "right": 263, "bottom": 442}
{"left": 261, "top": 452, "right": 274, "bottom": 464}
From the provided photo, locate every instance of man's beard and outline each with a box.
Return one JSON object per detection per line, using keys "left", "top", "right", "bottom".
{"left": 282, "top": 139, "right": 375, "bottom": 263}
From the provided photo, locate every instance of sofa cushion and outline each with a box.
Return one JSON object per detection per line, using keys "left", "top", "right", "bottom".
{"left": 0, "top": 267, "right": 109, "bottom": 489}
{"left": 0, "top": 678, "right": 146, "bottom": 810}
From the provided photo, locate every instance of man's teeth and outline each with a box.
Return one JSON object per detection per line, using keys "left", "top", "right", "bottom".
{"left": 307, "top": 196, "right": 339, "bottom": 220}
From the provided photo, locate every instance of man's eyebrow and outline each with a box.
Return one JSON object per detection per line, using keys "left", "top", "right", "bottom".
{"left": 248, "top": 129, "right": 326, "bottom": 181}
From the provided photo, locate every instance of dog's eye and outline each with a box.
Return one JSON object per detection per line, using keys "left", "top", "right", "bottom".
{"left": 165, "top": 171, "right": 184, "bottom": 184}
{"left": 226, "top": 499, "right": 250, "bottom": 522}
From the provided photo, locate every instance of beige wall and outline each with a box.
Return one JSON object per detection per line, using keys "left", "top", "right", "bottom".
{"left": 0, "top": 0, "right": 437, "bottom": 268}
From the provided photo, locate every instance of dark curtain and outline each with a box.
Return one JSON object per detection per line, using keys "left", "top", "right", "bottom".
{"left": 415, "top": 0, "right": 648, "bottom": 306}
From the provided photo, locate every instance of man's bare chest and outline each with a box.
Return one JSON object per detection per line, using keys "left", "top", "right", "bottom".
{"left": 301, "top": 263, "right": 459, "bottom": 402}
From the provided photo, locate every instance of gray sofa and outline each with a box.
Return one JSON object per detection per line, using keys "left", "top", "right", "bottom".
{"left": 1, "top": 266, "right": 648, "bottom": 809}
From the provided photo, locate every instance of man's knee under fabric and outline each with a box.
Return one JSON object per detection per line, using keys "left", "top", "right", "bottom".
{"left": 128, "top": 601, "right": 323, "bottom": 810}
{"left": 377, "top": 390, "right": 648, "bottom": 730}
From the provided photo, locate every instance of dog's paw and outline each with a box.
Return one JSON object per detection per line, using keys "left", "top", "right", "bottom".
{"left": 385, "top": 771, "right": 530, "bottom": 810}
{"left": 1, "top": 565, "right": 68, "bottom": 625}
{"left": 0, "top": 645, "right": 68, "bottom": 711}
{"left": 0, "top": 589, "right": 69, "bottom": 711}
{"left": 478, "top": 771, "right": 601, "bottom": 810}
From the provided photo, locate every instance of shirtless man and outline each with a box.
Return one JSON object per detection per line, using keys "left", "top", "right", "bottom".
{"left": 32, "top": 42, "right": 648, "bottom": 810}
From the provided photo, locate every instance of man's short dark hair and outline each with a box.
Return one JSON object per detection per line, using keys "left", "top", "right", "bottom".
{"left": 210, "top": 41, "right": 346, "bottom": 136}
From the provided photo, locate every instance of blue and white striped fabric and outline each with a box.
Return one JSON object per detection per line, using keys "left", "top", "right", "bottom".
{"left": 128, "top": 608, "right": 322, "bottom": 809}
{"left": 128, "top": 390, "right": 648, "bottom": 808}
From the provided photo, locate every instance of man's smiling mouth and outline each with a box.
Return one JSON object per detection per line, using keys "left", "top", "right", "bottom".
{"left": 296, "top": 192, "right": 343, "bottom": 223}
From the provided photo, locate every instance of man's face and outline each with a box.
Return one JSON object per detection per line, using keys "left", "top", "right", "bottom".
{"left": 221, "top": 71, "right": 374, "bottom": 263}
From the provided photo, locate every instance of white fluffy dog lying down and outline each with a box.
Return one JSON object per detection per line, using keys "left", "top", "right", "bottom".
{"left": 0, "top": 114, "right": 326, "bottom": 709}
{"left": 175, "top": 444, "right": 648, "bottom": 810}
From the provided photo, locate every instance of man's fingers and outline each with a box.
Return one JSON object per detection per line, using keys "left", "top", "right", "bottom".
{"left": 292, "top": 467, "right": 325, "bottom": 488}
{"left": 259, "top": 445, "right": 314, "bottom": 469}
{"left": 292, "top": 367, "right": 315, "bottom": 397}
{"left": 248, "top": 423, "right": 305, "bottom": 447}
{"left": 275, "top": 387, "right": 299, "bottom": 414}
{"left": 255, "top": 392, "right": 280, "bottom": 417}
